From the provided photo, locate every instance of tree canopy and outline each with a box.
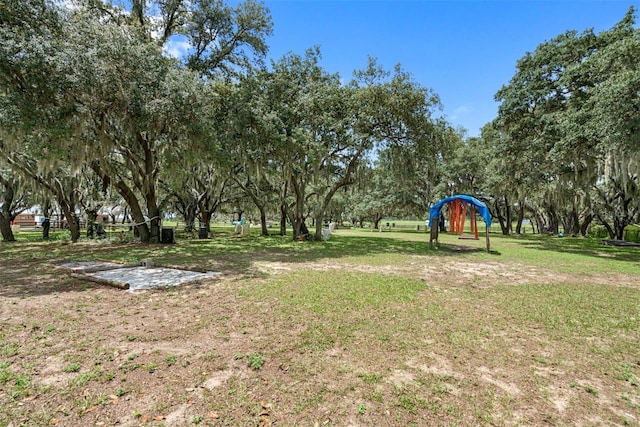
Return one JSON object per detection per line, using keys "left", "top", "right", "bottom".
{"left": 492, "top": 6, "right": 640, "bottom": 239}
{"left": 1, "top": 1, "right": 638, "bottom": 243}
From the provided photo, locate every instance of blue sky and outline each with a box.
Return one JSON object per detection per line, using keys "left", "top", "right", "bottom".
{"left": 262, "top": 1, "right": 640, "bottom": 137}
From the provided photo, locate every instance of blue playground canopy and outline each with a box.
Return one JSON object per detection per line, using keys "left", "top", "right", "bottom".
{"left": 428, "top": 195, "right": 492, "bottom": 227}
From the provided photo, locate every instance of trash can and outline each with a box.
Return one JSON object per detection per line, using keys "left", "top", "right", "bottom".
{"left": 198, "top": 227, "right": 208, "bottom": 239}
{"left": 161, "top": 227, "right": 175, "bottom": 244}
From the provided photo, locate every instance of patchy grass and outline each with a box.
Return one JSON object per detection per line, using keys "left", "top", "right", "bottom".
{"left": 0, "top": 229, "right": 639, "bottom": 426}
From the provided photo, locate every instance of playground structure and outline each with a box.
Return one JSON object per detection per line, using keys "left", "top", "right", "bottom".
{"left": 428, "top": 195, "right": 492, "bottom": 252}
{"left": 447, "top": 198, "right": 480, "bottom": 239}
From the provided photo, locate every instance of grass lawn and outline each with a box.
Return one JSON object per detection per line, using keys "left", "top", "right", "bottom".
{"left": 1, "top": 229, "right": 639, "bottom": 426}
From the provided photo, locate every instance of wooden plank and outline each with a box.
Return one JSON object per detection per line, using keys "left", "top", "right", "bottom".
{"left": 458, "top": 234, "right": 479, "bottom": 240}
{"left": 70, "top": 273, "right": 130, "bottom": 290}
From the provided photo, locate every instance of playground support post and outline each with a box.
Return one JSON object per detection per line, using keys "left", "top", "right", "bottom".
{"left": 485, "top": 226, "right": 490, "bottom": 252}
{"left": 471, "top": 205, "right": 479, "bottom": 239}
{"left": 459, "top": 201, "right": 466, "bottom": 235}
{"left": 429, "top": 216, "right": 439, "bottom": 248}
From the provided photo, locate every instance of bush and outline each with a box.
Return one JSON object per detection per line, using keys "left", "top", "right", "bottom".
{"left": 589, "top": 225, "right": 609, "bottom": 239}
{"left": 589, "top": 224, "right": 640, "bottom": 242}
{"left": 624, "top": 226, "right": 640, "bottom": 243}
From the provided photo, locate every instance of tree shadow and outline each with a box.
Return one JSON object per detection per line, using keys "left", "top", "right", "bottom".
{"left": 502, "top": 233, "right": 640, "bottom": 263}
{"left": 0, "top": 257, "right": 101, "bottom": 298}
{"left": 0, "top": 231, "right": 481, "bottom": 297}
{"left": 430, "top": 244, "right": 494, "bottom": 255}
{"left": 11, "top": 230, "right": 633, "bottom": 298}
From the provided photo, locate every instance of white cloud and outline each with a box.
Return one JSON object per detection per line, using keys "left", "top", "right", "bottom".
{"left": 163, "top": 38, "right": 192, "bottom": 60}
{"left": 450, "top": 105, "right": 471, "bottom": 122}
{"left": 55, "top": 0, "right": 78, "bottom": 10}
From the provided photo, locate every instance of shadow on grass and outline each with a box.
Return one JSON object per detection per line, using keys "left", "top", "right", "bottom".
{"left": 4, "top": 230, "right": 633, "bottom": 298}
{"left": 0, "top": 231, "right": 480, "bottom": 297}
{"left": 0, "top": 254, "right": 102, "bottom": 298}
{"left": 431, "top": 244, "right": 496, "bottom": 255}
{"left": 498, "top": 233, "right": 640, "bottom": 263}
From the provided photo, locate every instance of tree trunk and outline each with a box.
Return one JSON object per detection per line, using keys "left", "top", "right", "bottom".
{"left": 546, "top": 206, "right": 559, "bottom": 234}
{"left": 181, "top": 201, "right": 198, "bottom": 232}
{"left": 260, "top": 209, "right": 268, "bottom": 237}
{"left": 597, "top": 214, "right": 616, "bottom": 240}
{"left": 0, "top": 188, "right": 16, "bottom": 242}
{"left": 292, "top": 205, "right": 304, "bottom": 240}
{"left": 134, "top": 221, "right": 150, "bottom": 242}
{"left": 57, "top": 198, "right": 81, "bottom": 242}
{"left": 535, "top": 212, "right": 547, "bottom": 234}
{"left": 579, "top": 212, "right": 593, "bottom": 237}
{"left": 121, "top": 188, "right": 150, "bottom": 242}
{"left": 515, "top": 202, "right": 525, "bottom": 235}
{"left": 86, "top": 208, "right": 99, "bottom": 238}
{"left": 4, "top": 159, "right": 83, "bottom": 241}
{"left": 537, "top": 205, "right": 559, "bottom": 234}
{"left": 0, "top": 174, "right": 20, "bottom": 242}
{"left": 42, "top": 218, "right": 51, "bottom": 240}
{"left": 0, "top": 212, "right": 15, "bottom": 242}
{"left": 293, "top": 217, "right": 302, "bottom": 240}
{"left": 149, "top": 211, "right": 161, "bottom": 243}
{"left": 493, "top": 198, "right": 511, "bottom": 236}
{"left": 314, "top": 211, "right": 324, "bottom": 240}
{"left": 313, "top": 178, "right": 352, "bottom": 241}
{"left": 279, "top": 203, "right": 287, "bottom": 236}
{"left": 614, "top": 217, "right": 626, "bottom": 241}
{"left": 196, "top": 192, "right": 224, "bottom": 240}
{"left": 141, "top": 133, "right": 161, "bottom": 243}
{"left": 42, "top": 200, "right": 51, "bottom": 240}
{"left": 235, "top": 180, "right": 268, "bottom": 237}
{"left": 69, "top": 215, "right": 81, "bottom": 242}
{"left": 570, "top": 208, "right": 580, "bottom": 236}
{"left": 562, "top": 208, "right": 580, "bottom": 236}
{"left": 200, "top": 209, "right": 213, "bottom": 239}
{"left": 291, "top": 177, "right": 305, "bottom": 240}
{"left": 496, "top": 214, "right": 507, "bottom": 235}
{"left": 504, "top": 196, "right": 512, "bottom": 235}
{"left": 144, "top": 185, "right": 161, "bottom": 243}
{"left": 91, "top": 161, "right": 153, "bottom": 242}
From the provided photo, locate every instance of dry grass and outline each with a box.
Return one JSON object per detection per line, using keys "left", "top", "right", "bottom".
{"left": 0, "top": 230, "right": 639, "bottom": 426}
